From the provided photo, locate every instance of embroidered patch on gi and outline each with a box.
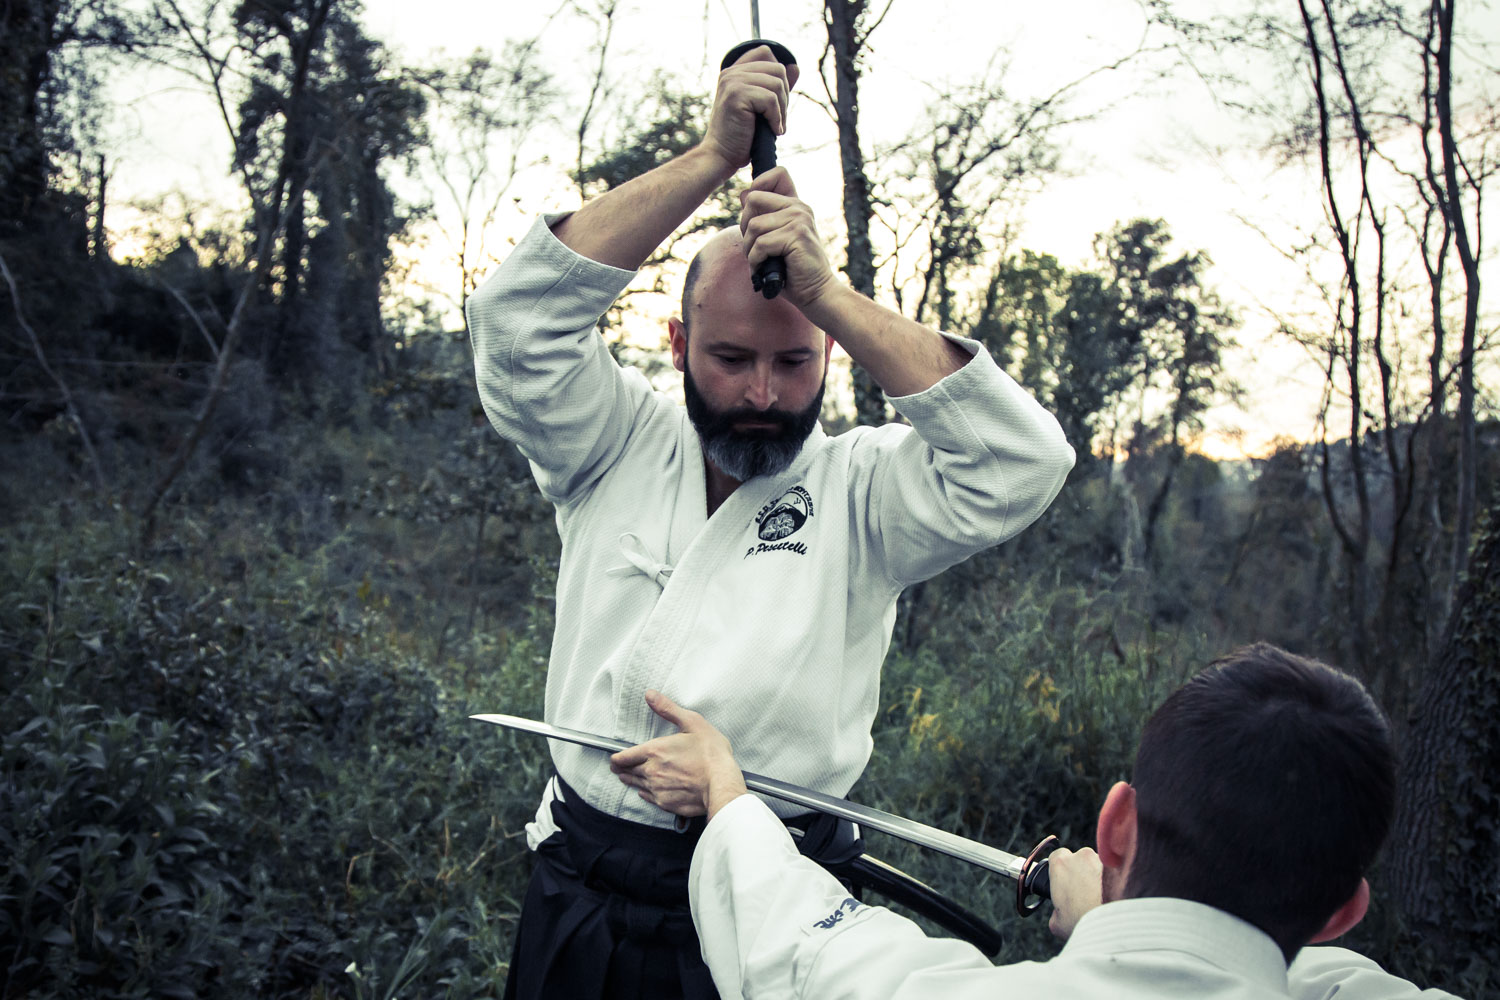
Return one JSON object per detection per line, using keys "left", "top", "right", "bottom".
{"left": 745, "top": 485, "right": 814, "bottom": 559}
{"left": 810, "top": 897, "right": 863, "bottom": 931}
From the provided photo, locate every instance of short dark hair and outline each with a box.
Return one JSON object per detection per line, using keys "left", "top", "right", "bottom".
{"left": 1126, "top": 643, "right": 1395, "bottom": 959}
{"left": 680, "top": 245, "right": 708, "bottom": 337}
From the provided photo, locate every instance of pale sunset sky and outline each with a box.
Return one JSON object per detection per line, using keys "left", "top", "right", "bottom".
{"left": 106, "top": 0, "right": 1500, "bottom": 459}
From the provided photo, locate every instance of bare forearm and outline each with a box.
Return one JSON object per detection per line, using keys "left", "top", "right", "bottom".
{"left": 552, "top": 145, "right": 735, "bottom": 270}
{"left": 798, "top": 283, "right": 970, "bottom": 397}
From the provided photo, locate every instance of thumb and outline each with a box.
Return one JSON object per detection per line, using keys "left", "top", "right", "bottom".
{"left": 645, "top": 689, "right": 696, "bottom": 731}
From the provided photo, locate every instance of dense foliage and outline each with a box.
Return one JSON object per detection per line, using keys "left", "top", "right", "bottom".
{"left": 1, "top": 478, "right": 555, "bottom": 998}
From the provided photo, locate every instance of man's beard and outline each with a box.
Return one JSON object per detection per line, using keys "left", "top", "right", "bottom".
{"left": 683, "top": 359, "right": 825, "bottom": 482}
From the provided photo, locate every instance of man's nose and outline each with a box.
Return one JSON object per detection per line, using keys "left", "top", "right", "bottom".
{"left": 745, "top": 362, "right": 777, "bottom": 410}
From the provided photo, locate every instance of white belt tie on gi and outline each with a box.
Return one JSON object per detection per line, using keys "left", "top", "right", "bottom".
{"left": 606, "top": 532, "right": 674, "bottom": 590}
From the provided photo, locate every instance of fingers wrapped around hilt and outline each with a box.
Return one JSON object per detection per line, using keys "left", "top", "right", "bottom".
{"left": 721, "top": 39, "right": 797, "bottom": 299}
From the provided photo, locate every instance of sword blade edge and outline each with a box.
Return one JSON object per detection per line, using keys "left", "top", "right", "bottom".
{"left": 470, "top": 713, "right": 1027, "bottom": 880}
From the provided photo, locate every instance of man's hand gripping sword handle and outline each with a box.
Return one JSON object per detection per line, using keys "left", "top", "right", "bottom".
{"left": 720, "top": 39, "right": 797, "bottom": 299}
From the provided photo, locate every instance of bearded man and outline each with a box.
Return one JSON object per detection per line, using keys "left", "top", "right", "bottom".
{"left": 465, "top": 46, "right": 1074, "bottom": 1000}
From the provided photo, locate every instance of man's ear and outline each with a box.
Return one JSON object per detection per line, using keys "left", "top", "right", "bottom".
{"left": 1308, "top": 878, "right": 1370, "bottom": 944}
{"left": 1096, "top": 781, "right": 1137, "bottom": 871}
{"left": 824, "top": 334, "right": 835, "bottom": 363}
{"left": 669, "top": 317, "right": 688, "bottom": 373}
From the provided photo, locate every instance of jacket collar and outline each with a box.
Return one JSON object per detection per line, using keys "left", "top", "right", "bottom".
{"left": 1061, "top": 897, "right": 1289, "bottom": 994}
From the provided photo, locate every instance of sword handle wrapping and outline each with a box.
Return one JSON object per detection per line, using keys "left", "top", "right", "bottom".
{"left": 749, "top": 115, "right": 778, "bottom": 176}
{"left": 1015, "top": 834, "right": 1059, "bottom": 916}
{"left": 720, "top": 39, "right": 797, "bottom": 299}
{"left": 1022, "top": 860, "right": 1051, "bottom": 904}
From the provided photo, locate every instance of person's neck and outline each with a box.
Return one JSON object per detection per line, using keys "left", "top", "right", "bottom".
{"left": 704, "top": 457, "right": 741, "bottom": 517}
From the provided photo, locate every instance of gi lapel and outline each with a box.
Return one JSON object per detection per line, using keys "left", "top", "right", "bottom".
{"left": 614, "top": 422, "right": 827, "bottom": 743}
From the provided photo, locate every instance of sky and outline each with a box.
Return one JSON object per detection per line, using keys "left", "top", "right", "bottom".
{"left": 106, "top": 0, "right": 1500, "bottom": 460}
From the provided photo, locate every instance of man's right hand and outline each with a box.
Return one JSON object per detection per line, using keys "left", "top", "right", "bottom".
{"left": 701, "top": 45, "right": 800, "bottom": 179}
{"left": 1046, "top": 847, "right": 1104, "bottom": 941}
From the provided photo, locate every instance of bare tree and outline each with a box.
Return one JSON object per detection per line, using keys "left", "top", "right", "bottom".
{"left": 821, "top": 0, "right": 894, "bottom": 424}
{"left": 871, "top": 46, "right": 1141, "bottom": 341}
{"left": 135, "top": 0, "right": 335, "bottom": 538}
{"left": 417, "top": 40, "right": 558, "bottom": 332}
{"left": 1152, "top": 0, "right": 1497, "bottom": 978}
{"left": 1427, "top": 0, "right": 1488, "bottom": 592}
{"left": 1152, "top": 0, "right": 1494, "bottom": 685}
{"left": 0, "top": 250, "right": 107, "bottom": 491}
{"left": 568, "top": 0, "right": 621, "bottom": 198}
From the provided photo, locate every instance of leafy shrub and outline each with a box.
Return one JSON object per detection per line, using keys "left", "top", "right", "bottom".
{"left": 858, "top": 577, "right": 1207, "bottom": 961}
{"left": 0, "top": 689, "right": 237, "bottom": 999}
{"left": 0, "top": 495, "right": 552, "bottom": 999}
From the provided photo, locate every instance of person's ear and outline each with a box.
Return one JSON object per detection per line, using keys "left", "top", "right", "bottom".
{"left": 1308, "top": 878, "right": 1370, "bottom": 944}
{"left": 669, "top": 317, "right": 688, "bottom": 373}
{"left": 824, "top": 334, "right": 834, "bottom": 363}
{"left": 1096, "top": 781, "right": 1137, "bottom": 871}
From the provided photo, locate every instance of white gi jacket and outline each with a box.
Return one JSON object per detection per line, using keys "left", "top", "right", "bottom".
{"left": 467, "top": 216, "right": 1074, "bottom": 839}
{"left": 688, "top": 795, "right": 1463, "bottom": 1000}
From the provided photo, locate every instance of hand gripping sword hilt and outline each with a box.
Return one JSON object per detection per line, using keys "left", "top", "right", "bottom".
{"left": 719, "top": 39, "right": 797, "bottom": 299}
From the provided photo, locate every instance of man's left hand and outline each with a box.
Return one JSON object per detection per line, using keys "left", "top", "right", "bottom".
{"left": 611, "top": 690, "right": 748, "bottom": 821}
{"left": 739, "top": 167, "right": 837, "bottom": 312}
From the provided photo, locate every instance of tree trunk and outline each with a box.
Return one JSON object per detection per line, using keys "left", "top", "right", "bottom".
{"left": 1434, "top": 0, "right": 1481, "bottom": 590}
{"left": 267, "top": 0, "right": 334, "bottom": 377}
{"left": 0, "top": 0, "right": 62, "bottom": 233}
{"left": 1387, "top": 488, "right": 1500, "bottom": 986}
{"left": 824, "top": 0, "right": 886, "bottom": 425}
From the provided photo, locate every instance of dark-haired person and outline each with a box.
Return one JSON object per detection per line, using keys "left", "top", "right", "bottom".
{"left": 612, "top": 643, "right": 1461, "bottom": 1000}
{"left": 465, "top": 44, "right": 1073, "bottom": 1000}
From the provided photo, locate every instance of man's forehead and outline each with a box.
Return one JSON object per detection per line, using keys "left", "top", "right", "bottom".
{"left": 697, "top": 331, "right": 818, "bottom": 355}
{"left": 690, "top": 292, "right": 823, "bottom": 353}
{"left": 682, "top": 228, "right": 825, "bottom": 350}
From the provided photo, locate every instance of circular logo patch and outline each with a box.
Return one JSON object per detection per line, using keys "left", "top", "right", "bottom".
{"left": 757, "top": 486, "right": 814, "bottom": 540}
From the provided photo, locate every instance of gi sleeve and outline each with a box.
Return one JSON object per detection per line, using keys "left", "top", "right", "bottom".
{"left": 689, "top": 796, "right": 996, "bottom": 1000}
{"left": 1288, "top": 946, "right": 1465, "bottom": 1000}
{"left": 859, "top": 336, "right": 1075, "bottom": 587}
{"left": 466, "top": 213, "right": 655, "bottom": 505}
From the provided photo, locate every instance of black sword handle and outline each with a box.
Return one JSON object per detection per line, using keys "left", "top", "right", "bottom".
{"left": 1016, "top": 834, "right": 1059, "bottom": 916}
{"left": 720, "top": 39, "right": 797, "bottom": 299}
{"left": 1023, "top": 860, "right": 1051, "bottom": 904}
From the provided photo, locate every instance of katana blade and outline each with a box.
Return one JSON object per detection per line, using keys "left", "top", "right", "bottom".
{"left": 750, "top": 0, "right": 761, "bottom": 38}
{"left": 470, "top": 712, "right": 1030, "bottom": 882}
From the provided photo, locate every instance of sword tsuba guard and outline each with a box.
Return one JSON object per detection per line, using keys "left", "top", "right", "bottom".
{"left": 1016, "top": 834, "right": 1059, "bottom": 917}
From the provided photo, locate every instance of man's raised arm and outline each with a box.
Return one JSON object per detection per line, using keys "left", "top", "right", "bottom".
{"left": 733, "top": 165, "right": 1075, "bottom": 580}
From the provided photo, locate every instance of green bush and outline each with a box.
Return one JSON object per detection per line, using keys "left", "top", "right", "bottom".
{"left": 858, "top": 576, "right": 1206, "bottom": 961}
{"left": 1, "top": 495, "right": 552, "bottom": 999}
{"left": 1, "top": 691, "right": 236, "bottom": 999}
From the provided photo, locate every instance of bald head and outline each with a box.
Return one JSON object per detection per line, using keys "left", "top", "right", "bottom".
{"left": 680, "top": 227, "right": 751, "bottom": 337}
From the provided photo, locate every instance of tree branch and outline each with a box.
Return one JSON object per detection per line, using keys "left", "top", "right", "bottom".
{"left": 0, "top": 250, "right": 107, "bottom": 493}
